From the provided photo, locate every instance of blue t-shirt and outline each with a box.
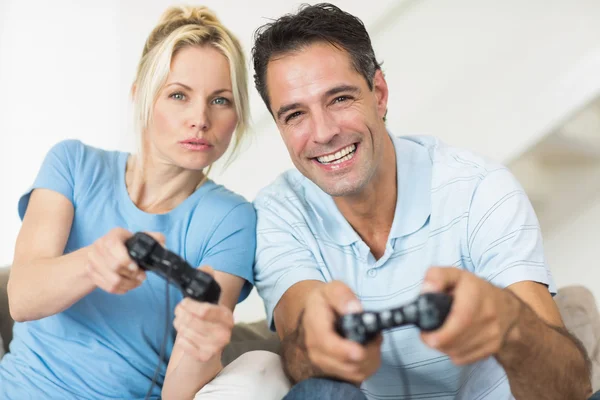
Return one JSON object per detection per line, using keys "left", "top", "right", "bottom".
{"left": 0, "top": 139, "right": 256, "bottom": 399}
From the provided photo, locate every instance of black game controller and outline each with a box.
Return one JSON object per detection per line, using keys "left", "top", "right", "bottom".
{"left": 335, "top": 292, "right": 453, "bottom": 344}
{"left": 125, "top": 232, "right": 221, "bottom": 304}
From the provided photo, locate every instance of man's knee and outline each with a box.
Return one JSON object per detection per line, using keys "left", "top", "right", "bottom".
{"left": 284, "top": 377, "right": 367, "bottom": 400}
{"left": 194, "top": 350, "right": 290, "bottom": 400}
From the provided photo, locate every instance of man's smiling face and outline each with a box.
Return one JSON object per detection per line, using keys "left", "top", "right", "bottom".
{"left": 266, "top": 42, "right": 389, "bottom": 197}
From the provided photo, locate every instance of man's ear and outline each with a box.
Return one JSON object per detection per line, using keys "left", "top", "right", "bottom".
{"left": 372, "top": 69, "right": 389, "bottom": 121}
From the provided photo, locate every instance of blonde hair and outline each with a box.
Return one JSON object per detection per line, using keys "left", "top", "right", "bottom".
{"left": 132, "top": 5, "right": 249, "bottom": 169}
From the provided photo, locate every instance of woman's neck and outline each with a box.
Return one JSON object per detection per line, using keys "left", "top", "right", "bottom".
{"left": 125, "top": 154, "right": 205, "bottom": 214}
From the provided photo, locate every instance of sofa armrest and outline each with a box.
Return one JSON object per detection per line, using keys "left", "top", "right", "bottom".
{"left": 222, "top": 320, "right": 281, "bottom": 367}
{"left": 0, "top": 267, "right": 12, "bottom": 355}
{"left": 555, "top": 285, "right": 600, "bottom": 391}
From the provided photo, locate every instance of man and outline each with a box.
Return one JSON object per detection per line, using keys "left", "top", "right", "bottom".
{"left": 251, "top": 3, "right": 594, "bottom": 399}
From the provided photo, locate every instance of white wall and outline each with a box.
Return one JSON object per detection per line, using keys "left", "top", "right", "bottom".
{"left": 0, "top": 0, "right": 401, "bottom": 322}
{"left": 1, "top": 0, "right": 600, "bottom": 322}
{"left": 509, "top": 98, "right": 600, "bottom": 305}
{"left": 377, "top": 0, "right": 600, "bottom": 165}
{"left": 0, "top": 0, "right": 128, "bottom": 260}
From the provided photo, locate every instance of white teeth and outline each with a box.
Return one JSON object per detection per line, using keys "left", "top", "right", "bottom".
{"left": 317, "top": 144, "right": 356, "bottom": 164}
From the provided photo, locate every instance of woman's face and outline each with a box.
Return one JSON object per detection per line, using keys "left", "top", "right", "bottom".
{"left": 144, "top": 45, "right": 238, "bottom": 171}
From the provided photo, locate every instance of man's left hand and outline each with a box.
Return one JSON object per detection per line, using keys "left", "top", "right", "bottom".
{"left": 420, "top": 267, "right": 521, "bottom": 365}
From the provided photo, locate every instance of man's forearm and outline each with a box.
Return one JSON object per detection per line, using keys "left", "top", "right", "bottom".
{"left": 497, "top": 291, "right": 592, "bottom": 399}
{"left": 281, "top": 311, "right": 323, "bottom": 384}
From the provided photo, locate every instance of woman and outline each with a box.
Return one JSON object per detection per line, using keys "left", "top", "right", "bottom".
{"left": 0, "top": 6, "right": 286, "bottom": 399}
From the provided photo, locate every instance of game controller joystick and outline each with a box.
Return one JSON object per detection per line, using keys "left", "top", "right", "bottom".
{"left": 335, "top": 292, "right": 453, "bottom": 344}
{"left": 125, "top": 232, "right": 221, "bottom": 304}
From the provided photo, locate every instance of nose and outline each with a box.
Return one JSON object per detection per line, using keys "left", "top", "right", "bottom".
{"left": 189, "top": 103, "right": 210, "bottom": 132}
{"left": 311, "top": 109, "right": 341, "bottom": 144}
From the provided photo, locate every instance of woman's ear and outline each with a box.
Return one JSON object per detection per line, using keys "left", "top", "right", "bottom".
{"left": 130, "top": 83, "right": 137, "bottom": 99}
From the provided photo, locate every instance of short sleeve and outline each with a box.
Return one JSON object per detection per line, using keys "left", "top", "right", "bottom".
{"left": 467, "top": 168, "right": 556, "bottom": 294}
{"left": 254, "top": 197, "right": 326, "bottom": 331}
{"left": 197, "top": 202, "right": 257, "bottom": 303}
{"left": 18, "top": 139, "right": 83, "bottom": 220}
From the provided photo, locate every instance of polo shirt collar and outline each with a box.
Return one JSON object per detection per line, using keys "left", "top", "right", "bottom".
{"left": 304, "top": 133, "right": 432, "bottom": 246}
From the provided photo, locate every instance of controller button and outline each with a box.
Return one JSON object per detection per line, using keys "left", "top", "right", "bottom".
{"left": 404, "top": 304, "right": 417, "bottom": 321}
{"left": 380, "top": 310, "right": 392, "bottom": 327}
{"left": 189, "top": 280, "right": 204, "bottom": 293}
{"left": 393, "top": 310, "right": 404, "bottom": 324}
{"left": 362, "top": 312, "right": 377, "bottom": 330}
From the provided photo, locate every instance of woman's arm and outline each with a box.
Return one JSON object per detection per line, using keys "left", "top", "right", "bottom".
{"left": 9, "top": 189, "right": 150, "bottom": 322}
{"left": 8, "top": 189, "right": 96, "bottom": 321}
{"left": 161, "top": 268, "right": 245, "bottom": 400}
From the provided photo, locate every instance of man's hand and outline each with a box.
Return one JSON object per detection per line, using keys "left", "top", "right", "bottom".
{"left": 419, "top": 267, "right": 521, "bottom": 365}
{"left": 302, "top": 281, "right": 382, "bottom": 384}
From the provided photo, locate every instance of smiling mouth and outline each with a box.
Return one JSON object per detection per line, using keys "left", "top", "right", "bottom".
{"left": 315, "top": 144, "right": 357, "bottom": 165}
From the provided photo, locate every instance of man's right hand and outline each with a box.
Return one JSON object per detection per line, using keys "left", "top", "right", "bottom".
{"left": 301, "top": 281, "right": 382, "bottom": 384}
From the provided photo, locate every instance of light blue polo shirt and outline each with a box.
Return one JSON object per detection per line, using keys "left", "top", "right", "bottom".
{"left": 253, "top": 134, "right": 555, "bottom": 400}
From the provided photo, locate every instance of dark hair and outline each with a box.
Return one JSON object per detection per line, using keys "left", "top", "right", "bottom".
{"left": 252, "top": 3, "right": 382, "bottom": 112}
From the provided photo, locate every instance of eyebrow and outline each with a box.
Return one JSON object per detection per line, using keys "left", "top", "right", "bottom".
{"left": 325, "top": 84, "right": 360, "bottom": 98}
{"left": 275, "top": 84, "right": 361, "bottom": 121}
{"left": 276, "top": 102, "right": 302, "bottom": 121}
{"left": 165, "top": 82, "right": 232, "bottom": 95}
{"left": 166, "top": 82, "right": 193, "bottom": 91}
{"left": 212, "top": 88, "right": 233, "bottom": 95}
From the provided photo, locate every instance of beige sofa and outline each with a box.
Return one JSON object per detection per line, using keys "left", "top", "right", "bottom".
{"left": 1, "top": 267, "right": 599, "bottom": 391}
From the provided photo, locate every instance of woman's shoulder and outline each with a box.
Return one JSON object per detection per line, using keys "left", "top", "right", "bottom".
{"left": 45, "top": 139, "right": 127, "bottom": 195}
{"left": 46, "top": 139, "right": 125, "bottom": 168}
{"left": 202, "top": 181, "right": 253, "bottom": 212}
{"left": 18, "top": 140, "right": 126, "bottom": 220}
{"left": 190, "top": 181, "right": 256, "bottom": 227}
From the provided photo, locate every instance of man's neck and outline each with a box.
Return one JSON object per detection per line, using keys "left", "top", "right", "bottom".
{"left": 334, "top": 135, "right": 397, "bottom": 260}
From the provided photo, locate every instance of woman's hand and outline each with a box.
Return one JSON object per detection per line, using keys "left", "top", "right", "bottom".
{"left": 86, "top": 227, "right": 164, "bottom": 295}
{"left": 173, "top": 267, "right": 235, "bottom": 362}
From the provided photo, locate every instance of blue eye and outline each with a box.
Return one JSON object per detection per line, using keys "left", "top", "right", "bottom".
{"left": 212, "top": 97, "right": 230, "bottom": 106}
{"left": 170, "top": 92, "right": 186, "bottom": 101}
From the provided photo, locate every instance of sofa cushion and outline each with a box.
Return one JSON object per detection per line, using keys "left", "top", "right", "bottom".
{"left": 0, "top": 266, "right": 11, "bottom": 357}
{"left": 222, "top": 320, "right": 281, "bottom": 367}
{"left": 554, "top": 285, "right": 600, "bottom": 391}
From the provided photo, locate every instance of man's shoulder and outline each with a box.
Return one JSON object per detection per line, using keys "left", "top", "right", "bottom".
{"left": 402, "top": 134, "right": 505, "bottom": 172}
{"left": 400, "top": 135, "right": 509, "bottom": 189}
{"left": 254, "top": 169, "right": 308, "bottom": 207}
{"left": 253, "top": 169, "right": 319, "bottom": 224}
